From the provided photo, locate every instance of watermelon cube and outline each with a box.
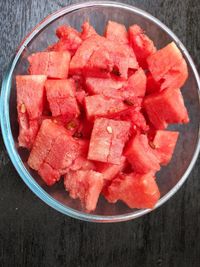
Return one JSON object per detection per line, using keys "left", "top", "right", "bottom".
{"left": 96, "top": 156, "right": 126, "bottom": 182}
{"left": 146, "top": 72, "right": 161, "bottom": 95}
{"left": 45, "top": 79, "right": 80, "bottom": 122}
{"left": 105, "top": 20, "right": 128, "bottom": 44}
{"left": 125, "top": 134, "right": 160, "bottom": 173}
{"left": 28, "top": 120, "right": 84, "bottom": 185}
{"left": 81, "top": 21, "right": 97, "bottom": 40}
{"left": 28, "top": 51, "right": 71, "bottom": 79}
{"left": 48, "top": 25, "right": 82, "bottom": 55}
{"left": 147, "top": 42, "right": 188, "bottom": 90}
{"left": 88, "top": 118, "right": 130, "bottom": 164}
{"left": 56, "top": 25, "right": 80, "bottom": 39}
{"left": 125, "top": 68, "right": 147, "bottom": 97}
{"left": 104, "top": 172, "right": 160, "bottom": 209}
{"left": 144, "top": 88, "right": 189, "bottom": 129}
{"left": 64, "top": 170, "right": 104, "bottom": 212}
{"left": 84, "top": 94, "right": 127, "bottom": 120}
{"left": 129, "top": 24, "right": 156, "bottom": 69}
{"left": 70, "top": 35, "right": 105, "bottom": 75}
{"left": 153, "top": 130, "right": 179, "bottom": 165}
{"left": 110, "top": 107, "right": 149, "bottom": 134}
{"left": 85, "top": 77, "right": 124, "bottom": 95}
{"left": 84, "top": 48, "right": 112, "bottom": 78}
{"left": 16, "top": 75, "right": 46, "bottom": 148}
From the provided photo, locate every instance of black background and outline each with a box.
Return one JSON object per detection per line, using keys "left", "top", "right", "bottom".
{"left": 0, "top": 0, "right": 200, "bottom": 266}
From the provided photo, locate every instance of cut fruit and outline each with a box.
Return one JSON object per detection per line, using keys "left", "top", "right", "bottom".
{"left": 16, "top": 75, "right": 46, "bottom": 148}
{"left": 104, "top": 172, "right": 160, "bottom": 209}
{"left": 85, "top": 77, "right": 125, "bottom": 95}
{"left": 96, "top": 156, "right": 126, "bottom": 182}
{"left": 81, "top": 21, "right": 97, "bottom": 40}
{"left": 125, "top": 68, "right": 147, "bottom": 97}
{"left": 84, "top": 94, "right": 127, "bottom": 120}
{"left": 28, "top": 51, "right": 71, "bottom": 79}
{"left": 125, "top": 134, "right": 160, "bottom": 173}
{"left": 129, "top": 24, "right": 156, "bottom": 68}
{"left": 144, "top": 88, "right": 189, "bottom": 129}
{"left": 28, "top": 120, "right": 85, "bottom": 185}
{"left": 105, "top": 20, "right": 128, "bottom": 44}
{"left": 146, "top": 72, "right": 161, "bottom": 95}
{"left": 88, "top": 118, "right": 130, "bottom": 164}
{"left": 45, "top": 79, "right": 80, "bottom": 122}
{"left": 64, "top": 170, "right": 104, "bottom": 212}
{"left": 147, "top": 42, "right": 188, "bottom": 90}
{"left": 153, "top": 130, "right": 179, "bottom": 165}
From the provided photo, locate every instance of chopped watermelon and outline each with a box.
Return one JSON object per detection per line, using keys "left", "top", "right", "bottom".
{"left": 110, "top": 107, "right": 149, "bottom": 134}
{"left": 125, "top": 134, "right": 160, "bottom": 173}
{"left": 125, "top": 68, "right": 147, "bottom": 97}
{"left": 104, "top": 172, "right": 160, "bottom": 209}
{"left": 144, "top": 88, "right": 189, "bottom": 129}
{"left": 45, "top": 79, "right": 80, "bottom": 122}
{"left": 28, "top": 51, "right": 71, "bottom": 79}
{"left": 105, "top": 20, "right": 128, "bottom": 44}
{"left": 96, "top": 156, "right": 126, "bottom": 182}
{"left": 70, "top": 35, "right": 138, "bottom": 78}
{"left": 56, "top": 25, "right": 80, "bottom": 39}
{"left": 88, "top": 118, "right": 130, "bottom": 164}
{"left": 81, "top": 21, "right": 97, "bottom": 40}
{"left": 129, "top": 24, "right": 156, "bottom": 69}
{"left": 147, "top": 42, "right": 188, "bottom": 90}
{"left": 70, "top": 35, "right": 105, "bottom": 75}
{"left": 84, "top": 94, "right": 127, "bottom": 120}
{"left": 85, "top": 77, "right": 124, "bottom": 95}
{"left": 28, "top": 120, "right": 84, "bottom": 185}
{"left": 153, "top": 130, "right": 179, "bottom": 165}
{"left": 49, "top": 25, "right": 82, "bottom": 55}
{"left": 146, "top": 72, "right": 161, "bottom": 95}
{"left": 64, "top": 170, "right": 104, "bottom": 212}
{"left": 17, "top": 20, "right": 190, "bottom": 212}
{"left": 16, "top": 75, "right": 46, "bottom": 148}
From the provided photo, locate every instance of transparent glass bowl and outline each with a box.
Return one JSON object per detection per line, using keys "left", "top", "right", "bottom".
{"left": 1, "top": 1, "right": 200, "bottom": 223}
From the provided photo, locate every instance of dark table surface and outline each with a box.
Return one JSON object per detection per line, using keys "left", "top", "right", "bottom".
{"left": 0, "top": 0, "right": 200, "bottom": 266}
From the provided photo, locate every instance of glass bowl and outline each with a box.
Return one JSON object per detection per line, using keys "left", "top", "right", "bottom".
{"left": 1, "top": 1, "right": 200, "bottom": 223}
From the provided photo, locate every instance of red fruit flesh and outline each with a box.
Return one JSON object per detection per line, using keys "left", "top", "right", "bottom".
{"left": 104, "top": 172, "right": 160, "bottom": 209}
{"left": 16, "top": 75, "right": 46, "bottom": 148}
{"left": 105, "top": 20, "right": 128, "bottom": 44}
{"left": 129, "top": 24, "right": 156, "bottom": 69}
{"left": 144, "top": 88, "right": 189, "bottom": 129}
{"left": 28, "top": 51, "right": 71, "bottom": 79}
{"left": 45, "top": 79, "right": 80, "bottom": 122}
{"left": 153, "top": 130, "right": 179, "bottom": 165}
{"left": 64, "top": 170, "right": 104, "bottom": 212}
{"left": 125, "top": 134, "right": 160, "bottom": 173}
{"left": 88, "top": 118, "right": 130, "bottom": 164}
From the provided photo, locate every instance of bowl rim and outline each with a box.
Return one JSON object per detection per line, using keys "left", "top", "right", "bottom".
{"left": 1, "top": 1, "right": 200, "bottom": 223}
